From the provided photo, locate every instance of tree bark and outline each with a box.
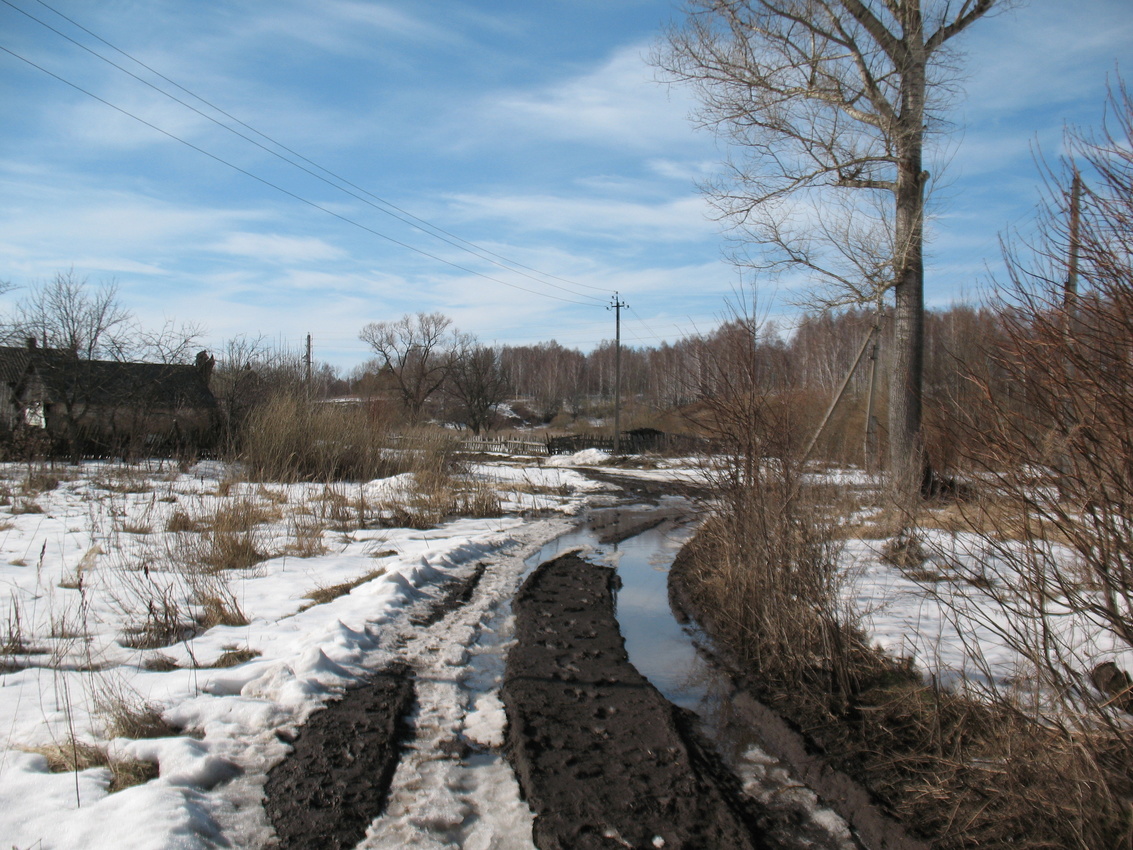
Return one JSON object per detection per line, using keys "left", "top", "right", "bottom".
{"left": 888, "top": 34, "right": 929, "bottom": 498}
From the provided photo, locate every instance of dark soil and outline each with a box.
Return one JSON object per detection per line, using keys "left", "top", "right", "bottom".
{"left": 581, "top": 466, "right": 710, "bottom": 502}
{"left": 410, "top": 560, "right": 488, "bottom": 628}
{"left": 263, "top": 663, "right": 414, "bottom": 850}
{"left": 502, "top": 552, "right": 770, "bottom": 850}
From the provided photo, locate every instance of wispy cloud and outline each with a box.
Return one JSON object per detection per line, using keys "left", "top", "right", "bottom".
{"left": 472, "top": 42, "right": 700, "bottom": 152}
{"left": 442, "top": 191, "right": 716, "bottom": 242}
{"left": 213, "top": 233, "right": 345, "bottom": 264}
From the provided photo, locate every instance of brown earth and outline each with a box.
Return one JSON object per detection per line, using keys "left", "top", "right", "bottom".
{"left": 502, "top": 552, "right": 770, "bottom": 850}
{"left": 263, "top": 663, "right": 414, "bottom": 850}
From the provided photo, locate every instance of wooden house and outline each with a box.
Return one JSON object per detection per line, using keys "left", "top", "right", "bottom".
{"left": 0, "top": 342, "right": 218, "bottom": 456}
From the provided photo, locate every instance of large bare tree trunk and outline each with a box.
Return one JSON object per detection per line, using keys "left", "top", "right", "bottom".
{"left": 889, "top": 55, "right": 928, "bottom": 497}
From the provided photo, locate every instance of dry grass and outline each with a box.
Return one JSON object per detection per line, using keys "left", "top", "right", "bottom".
{"left": 20, "top": 466, "right": 63, "bottom": 494}
{"left": 142, "top": 654, "right": 179, "bottom": 672}
{"left": 210, "top": 647, "right": 261, "bottom": 668}
{"left": 93, "top": 467, "right": 153, "bottom": 494}
{"left": 120, "top": 519, "right": 153, "bottom": 535}
{"left": 164, "top": 509, "right": 199, "bottom": 533}
{"left": 189, "top": 529, "right": 270, "bottom": 573}
{"left": 25, "top": 741, "right": 159, "bottom": 792}
{"left": 284, "top": 514, "right": 327, "bottom": 557}
{"left": 238, "top": 391, "right": 400, "bottom": 482}
{"left": 94, "top": 683, "right": 178, "bottom": 740}
{"left": 10, "top": 497, "right": 43, "bottom": 515}
{"left": 195, "top": 592, "right": 248, "bottom": 629}
{"left": 303, "top": 568, "right": 386, "bottom": 607}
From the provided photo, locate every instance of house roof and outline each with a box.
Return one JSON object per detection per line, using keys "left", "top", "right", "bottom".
{"left": 18, "top": 350, "right": 217, "bottom": 410}
{"left": 0, "top": 345, "right": 44, "bottom": 386}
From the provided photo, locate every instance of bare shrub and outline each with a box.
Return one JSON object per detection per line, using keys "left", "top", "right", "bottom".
{"left": 682, "top": 309, "right": 873, "bottom": 711}
{"left": 868, "top": 83, "right": 1133, "bottom": 848}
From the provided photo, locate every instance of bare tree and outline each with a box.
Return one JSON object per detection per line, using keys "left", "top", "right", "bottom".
{"left": 135, "top": 319, "right": 206, "bottom": 364}
{"left": 359, "top": 312, "right": 455, "bottom": 422}
{"left": 446, "top": 334, "right": 508, "bottom": 435}
{"left": 656, "top": 0, "right": 999, "bottom": 494}
{"left": 12, "top": 269, "right": 132, "bottom": 359}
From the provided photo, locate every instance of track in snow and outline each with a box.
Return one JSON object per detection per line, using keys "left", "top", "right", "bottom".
{"left": 357, "top": 537, "right": 546, "bottom": 849}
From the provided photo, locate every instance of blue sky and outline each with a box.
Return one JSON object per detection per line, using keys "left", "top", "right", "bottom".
{"left": 1, "top": 0, "right": 1130, "bottom": 369}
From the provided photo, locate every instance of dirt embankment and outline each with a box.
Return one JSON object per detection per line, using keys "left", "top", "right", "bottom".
{"left": 502, "top": 552, "right": 769, "bottom": 850}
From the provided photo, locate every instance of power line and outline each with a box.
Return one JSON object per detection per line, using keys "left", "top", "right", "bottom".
{"left": 7, "top": 0, "right": 609, "bottom": 304}
{"left": 0, "top": 41, "right": 602, "bottom": 307}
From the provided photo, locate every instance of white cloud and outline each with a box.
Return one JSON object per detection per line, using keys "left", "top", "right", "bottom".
{"left": 959, "top": 1, "right": 1131, "bottom": 119}
{"left": 213, "top": 233, "right": 345, "bottom": 264}
{"left": 442, "top": 191, "right": 716, "bottom": 242}
{"left": 474, "top": 43, "right": 701, "bottom": 152}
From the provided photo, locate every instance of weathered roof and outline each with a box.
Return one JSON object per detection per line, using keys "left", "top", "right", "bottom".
{"left": 22, "top": 352, "right": 217, "bottom": 410}
{"left": 0, "top": 346, "right": 38, "bottom": 385}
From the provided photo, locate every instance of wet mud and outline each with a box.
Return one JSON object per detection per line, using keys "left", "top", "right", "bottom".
{"left": 263, "top": 662, "right": 414, "bottom": 850}
{"left": 502, "top": 552, "right": 769, "bottom": 850}
{"left": 668, "top": 545, "right": 931, "bottom": 850}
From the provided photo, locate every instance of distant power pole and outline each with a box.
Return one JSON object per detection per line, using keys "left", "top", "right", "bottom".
{"left": 608, "top": 293, "right": 627, "bottom": 455}
{"left": 1065, "top": 169, "right": 1082, "bottom": 320}
{"left": 305, "top": 333, "right": 313, "bottom": 394}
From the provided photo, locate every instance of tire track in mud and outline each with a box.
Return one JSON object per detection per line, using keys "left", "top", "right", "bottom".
{"left": 263, "top": 524, "right": 572, "bottom": 850}
{"left": 263, "top": 664, "right": 414, "bottom": 849}
{"left": 503, "top": 552, "right": 768, "bottom": 850}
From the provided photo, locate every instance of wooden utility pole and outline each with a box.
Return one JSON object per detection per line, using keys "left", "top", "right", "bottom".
{"left": 1065, "top": 169, "right": 1082, "bottom": 319}
{"left": 608, "top": 293, "right": 627, "bottom": 455}
{"left": 305, "top": 333, "right": 313, "bottom": 396}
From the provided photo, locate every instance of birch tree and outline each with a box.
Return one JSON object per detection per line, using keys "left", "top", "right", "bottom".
{"left": 656, "top": 0, "right": 1000, "bottom": 494}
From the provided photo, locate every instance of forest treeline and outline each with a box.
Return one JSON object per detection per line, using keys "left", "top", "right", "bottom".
{"left": 330, "top": 302, "right": 1006, "bottom": 475}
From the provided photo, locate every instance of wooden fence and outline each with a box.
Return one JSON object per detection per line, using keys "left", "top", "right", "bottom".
{"left": 461, "top": 435, "right": 548, "bottom": 456}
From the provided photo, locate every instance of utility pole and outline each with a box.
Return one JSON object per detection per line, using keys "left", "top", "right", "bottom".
{"left": 1065, "top": 169, "right": 1082, "bottom": 321}
{"left": 608, "top": 293, "right": 627, "bottom": 455}
{"left": 305, "top": 333, "right": 312, "bottom": 397}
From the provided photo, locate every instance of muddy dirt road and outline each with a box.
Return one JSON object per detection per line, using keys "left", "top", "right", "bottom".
{"left": 261, "top": 470, "right": 915, "bottom": 849}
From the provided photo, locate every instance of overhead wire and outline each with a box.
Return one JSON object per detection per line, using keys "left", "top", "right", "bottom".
{"left": 3, "top": 0, "right": 610, "bottom": 304}
{"left": 0, "top": 41, "right": 605, "bottom": 307}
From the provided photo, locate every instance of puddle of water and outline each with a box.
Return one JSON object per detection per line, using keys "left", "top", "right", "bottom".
{"left": 525, "top": 513, "right": 720, "bottom": 713}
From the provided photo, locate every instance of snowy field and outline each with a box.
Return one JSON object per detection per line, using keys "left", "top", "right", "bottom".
{"left": 0, "top": 454, "right": 614, "bottom": 849}
{"left": 0, "top": 451, "right": 1115, "bottom": 848}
